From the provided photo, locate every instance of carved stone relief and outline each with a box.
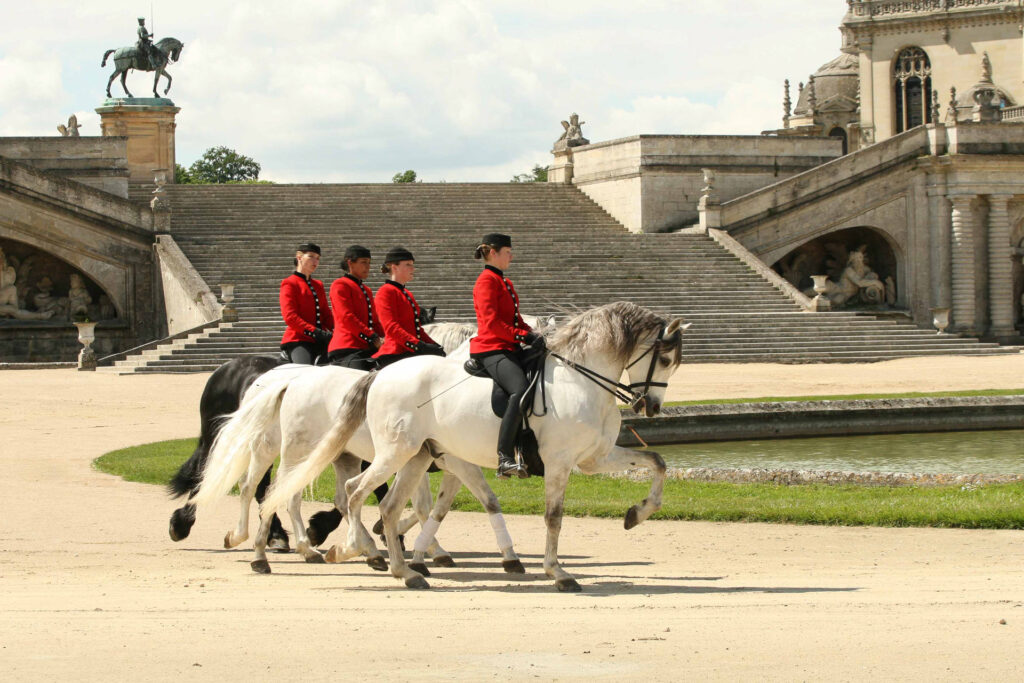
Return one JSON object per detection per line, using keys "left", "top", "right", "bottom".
{"left": 0, "top": 239, "right": 118, "bottom": 323}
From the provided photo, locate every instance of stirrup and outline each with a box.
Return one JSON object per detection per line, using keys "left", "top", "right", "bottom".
{"left": 496, "top": 454, "right": 529, "bottom": 480}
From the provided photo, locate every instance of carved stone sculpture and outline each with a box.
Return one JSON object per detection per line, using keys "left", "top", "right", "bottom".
{"left": 31, "top": 276, "right": 69, "bottom": 321}
{"left": 57, "top": 114, "right": 82, "bottom": 137}
{"left": 553, "top": 113, "right": 589, "bottom": 151}
{"left": 101, "top": 18, "right": 184, "bottom": 99}
{"left": 0, "top": 251, "right": 54, "bottom": 321}
{"left": 803, "top": 246, "right": 887, "bottom": 308}
{"left": 68, "top": 273, "right": 92, "bottom": 319}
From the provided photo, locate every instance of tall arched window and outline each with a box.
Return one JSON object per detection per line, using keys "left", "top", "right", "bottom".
{"left": 894, "top": 47, "right": 932, "bottom": 133}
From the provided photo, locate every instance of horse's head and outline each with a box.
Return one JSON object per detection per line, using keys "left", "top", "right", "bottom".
{"left": 623, "top": 316, "right": 689, "bottom": 417}
{"left": 156, "top": 37, "right": 184, "bottom": 62}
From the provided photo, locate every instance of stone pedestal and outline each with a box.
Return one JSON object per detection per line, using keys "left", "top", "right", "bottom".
{"left": 547, "top": 149, "right": 574, "bottom": 184}
{"left": 698, "top": 195, "right": 722, "bottom": 233}
{"left": 95, "top": 98, "right": 180, "bottom": 185}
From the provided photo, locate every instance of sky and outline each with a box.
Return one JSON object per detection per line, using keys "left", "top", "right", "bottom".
{"left": 0, "top": 1, "right": 844, "bottom": 183}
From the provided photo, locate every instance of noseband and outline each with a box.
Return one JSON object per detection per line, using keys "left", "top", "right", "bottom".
{"left": 550, "top": 323, "right": 668, "bottom": 411}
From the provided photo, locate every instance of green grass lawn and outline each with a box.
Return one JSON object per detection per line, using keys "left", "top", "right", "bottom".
{"left": 95, "top": 437, "right": 1024, "bottom": 530}
{"left": 663, "top": 388, "right": 1024, "bottom": 407}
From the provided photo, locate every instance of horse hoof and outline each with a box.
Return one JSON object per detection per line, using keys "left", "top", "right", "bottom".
{"left": 556, "top": 578, "right": 582, "bottom": 592}
{"left": 304, "top": 552, "right": 326, "bottom": 564}
{"left": 324, "top": 546, "right": 341, "bottom": 563}
{"left": 168, "top": 509, "right": 194, "bottom": 541}
{"left": 223, "top": 532, "right": 235, "bottom": 549}
{"left": 372, "top": 519, "right": 384, "bottom": 536}
{"left": 405, "top": 574, "right": 430, "bottom": 590}
{"left": 250, "top": 560, "right": 271, "bottom": 574}
{"left": 409, "top": 562, "right": 431, "bottom": 577}
{"left": 624, "top": 505, "right": 641, "bottom": 530}
{"left": 432, "top": 555, "right": 456, "bottom": 568}
{"left": 268, "top": 537, "right": 290, "bottom": 554}
{"left": 502, "top": 559, "right": 526, "bottom": 574}
{"left": 366, "top": 555, "right": 388, "bottom": 572}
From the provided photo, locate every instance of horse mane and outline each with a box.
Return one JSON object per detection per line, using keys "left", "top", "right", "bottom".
{"left": 548, "top": 301, "right": 667, "bottom": 364}
{"left": 155, "top": 37, "right": 182, "bottom": 51}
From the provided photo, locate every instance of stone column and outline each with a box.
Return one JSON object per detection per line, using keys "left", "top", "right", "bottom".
{"left": 987, "top": 194, "right": 1015, "bottom": 336}
{"left": 949, "top": 195, "right": 977, "bottom": 333}
{"left": 96, "top": 98, "right": 180, "bottom": 185}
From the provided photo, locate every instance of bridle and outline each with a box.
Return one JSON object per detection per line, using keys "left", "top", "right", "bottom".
{"left": 549, "top": 323, "right": 668, "bottom": 411}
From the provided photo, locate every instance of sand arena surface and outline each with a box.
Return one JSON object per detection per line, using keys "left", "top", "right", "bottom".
{"left": 1, "top": 357, "right": 1023, "bottom": 681}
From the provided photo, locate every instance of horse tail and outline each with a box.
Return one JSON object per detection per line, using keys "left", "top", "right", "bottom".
{"left": 102, "top": 49, "right": 115, "bottom": 67}
{"left": 191, "top": 379, "right": 289, "bottom": 509}
{"left": 167, "top": 441, "right": 205, "bottom": 498}
{"left": 261, "top": 371, "right": 378, "bottom": 519}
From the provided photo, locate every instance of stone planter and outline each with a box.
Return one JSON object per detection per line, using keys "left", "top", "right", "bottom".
{"left": 74, "top": 320, "right": 97, "bottom": 371}
{"left": 219, "top": 283, "right": 238, "bottom": 323}
{"left": 930, "top": 307, "right": 951, "bottom": 335}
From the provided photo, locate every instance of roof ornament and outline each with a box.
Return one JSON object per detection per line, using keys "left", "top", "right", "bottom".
{"left": 806, "top": 75, "right": 817, "bottom": 116}
{"left": 930, "top": 90, "right": 940, "bottom": 124}
{"left": 783, "top": 80, "right": 791, "bottom": 128}
{"left": 946, "top": 86, "right": 959, "bottom": 123}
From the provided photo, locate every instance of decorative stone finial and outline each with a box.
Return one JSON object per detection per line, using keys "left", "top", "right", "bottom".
{"left": 806, "top": 75, "right": 817, "bottom": 115}
{"left": 980, "top": 52, "right": 993, "bottom": 84}
{"left": 57, "top": 114, "right": 82, "bottom": 137}
{"left": 553, "top": 113, "right": 589, "bottom": 151}
{"left": 783, "top": 80, "right": 791, "bottom": 128}
{"left": 946, "top": 86, "right": 959, "bottom": 123}
{"left": 930, "top": 90, "right": 940, "bottom": 124}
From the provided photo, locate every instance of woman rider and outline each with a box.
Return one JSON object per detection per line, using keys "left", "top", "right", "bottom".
{"left": 469, "top": 233, "right": 544, "bottom": 479}
{"left": 279, "top": 242, "right": 333, "bottom": 364}
{"left": 373, "top": 247, "right": 446, "bottom": 368}
{"left": 327, "top": 245, "right": 384, "bottom": 370}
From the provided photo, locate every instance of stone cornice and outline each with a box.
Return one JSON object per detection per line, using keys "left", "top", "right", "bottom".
{"left": 844, "top": 0, "right": 1023, "bottom": 37}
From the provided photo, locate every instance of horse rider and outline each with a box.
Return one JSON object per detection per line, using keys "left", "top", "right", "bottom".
{"left": 327, "top": 245, "right": 383, "bottom": 370}
{"left": 136, "top": 17, "right": 157, "bottom": 70}
{"left": 279, "top": 243, "right": 333, "bottom": 364}
{"left": 469, "top": 233, "right": 545, "bottom": 479}
{"left": 372, "top": 247, "right": 446, "bottom": 368}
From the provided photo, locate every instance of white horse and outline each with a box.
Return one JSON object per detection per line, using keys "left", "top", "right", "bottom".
{"left": 190, "top": 317, "right": 551, "bottom": 575}
{"left": 262, "top": 302, "right": 687, "bottom": 591}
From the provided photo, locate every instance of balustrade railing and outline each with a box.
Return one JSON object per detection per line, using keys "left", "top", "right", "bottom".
{"left": 1000, "top": 105, "right": 1024, "bottom": 121}
{"left": 850, "top": 0, "right": 1016, "bottom": 17}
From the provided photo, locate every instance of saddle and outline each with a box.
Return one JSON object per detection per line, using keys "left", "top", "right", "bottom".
{"left": 463, "top": 351, "right": 547, "bottom": 476}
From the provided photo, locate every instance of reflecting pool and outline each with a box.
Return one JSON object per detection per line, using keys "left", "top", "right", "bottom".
{"left": 657, "top": 429, "right": 1024, "bottom": 474}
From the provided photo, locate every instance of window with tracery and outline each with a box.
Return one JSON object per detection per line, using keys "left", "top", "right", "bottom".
{"left": 894, "top": 47, "right": 932, "bottom": 133}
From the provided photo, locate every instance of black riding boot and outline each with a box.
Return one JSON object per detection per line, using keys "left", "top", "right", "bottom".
{"left": 496, "top": 396, "right": 529, "bottom": 479}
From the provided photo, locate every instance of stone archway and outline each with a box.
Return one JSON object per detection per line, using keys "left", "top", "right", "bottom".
{"left": 771, "top": 226, "right": 901, "bottom": 309}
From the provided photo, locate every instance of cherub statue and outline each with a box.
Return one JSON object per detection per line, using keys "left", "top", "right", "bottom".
{"left": 57, "top": 114, "right": 82, "bottom": 137}
{"left": 31, "top": 276, "right": 69, "bottom": 320}
{"left": 68, "top": 273, "right": 92, "bottom": 319}
{"left": 0, "top": 257, "right": 54, "bottom": 320}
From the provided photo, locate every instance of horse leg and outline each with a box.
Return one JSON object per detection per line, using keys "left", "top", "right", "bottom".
{"left": 162, "top": 69, "right": 172, "bottom": 95}
{"left": 306, "top": 454, "right": 355, "bottom": 548}
{"left": 120, "top": 69, "right": 132, "bottom": 98}
{"left": 408, "top": 471, "right": 450, "bottom": 575}
{"left": 153, "top": 70, "right": 160, "bottom": 98}
{"left": 380, "top": 452, "right": 433, "bottom": 588}
{"left": 250, "top": 508, "right": 275, "bottom": 574}
{"left": 224, "top": 448, "right": 275, "bottom": 549}
{"left": 325, "top": 462, "right": 391, "bottom": 569}
{"left": 255, "top": 467, "right": 289, "bottom": 552}
{"left": 106, "top": 70, "right": 118, "bottom": 98}
{"left": 288, "top": 491, "right": 324, "bottom": 564}
{"left": 169, "top": 501, "right": 196, "bottom": 541}
{"left": 542, "top": 461, "right": 581, "bottom": 592}
{"left": 577, "top": 445, "right": 666, "bottom": 529}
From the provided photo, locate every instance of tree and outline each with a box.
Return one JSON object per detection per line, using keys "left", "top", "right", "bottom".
{"left": 392, "top": 170, "right": 420, "bottom": 183}
{"left": 187, "top": 146, "right": 262, "bottom": 184}
{"left": 511, "top": 164, "right": 548, "bottom": 183}
{"left": 174, "top": 163, "right": 193, "bottom": 184}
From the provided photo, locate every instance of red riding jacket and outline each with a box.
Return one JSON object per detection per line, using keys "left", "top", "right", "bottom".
{"left": 469, "top": 265, "right": 532, "bottom": 355}
{"left": 279, "top": 272, "right": 332, "bottom": 346}
{"left": 373, "top": 280, "right": 437, "bottom": 357}
{"left": 328, "top": 274, "right": 383, "bottom": 353}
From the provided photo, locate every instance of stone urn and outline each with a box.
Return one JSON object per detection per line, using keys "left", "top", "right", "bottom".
{"left": 74, "top": 320, "right": 97, "bottom": 371}
{"left": 810, "top": 275, "right": 831, "bottom": 312}
{"left": 219, "top": 283, "right": 238, "bottom": 323}
{"left": 931, "top": 307, "right": 951, "bottom": 335}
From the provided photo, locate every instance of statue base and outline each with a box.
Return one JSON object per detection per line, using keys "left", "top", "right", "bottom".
{"left": 96, "top": 99, "right": 180, "bottom": 184}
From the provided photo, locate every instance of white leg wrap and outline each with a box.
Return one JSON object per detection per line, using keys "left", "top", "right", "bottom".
{"left": 413, "top": 517, "right": 441, "bottom": 553}
{"left": 489, "top": 513, "right": 513, "bottom": 551}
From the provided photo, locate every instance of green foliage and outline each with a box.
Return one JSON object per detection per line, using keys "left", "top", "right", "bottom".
{"left": 174, "top": 163, "right": 193, "bottom": 184}
{"left": 187, "top": 146, "right": 262, "bottom": 184}
{"left": 392, "top": 169, "right": 419, "bottom": 183}
{"left": 663, "top": 387, "right": 1024, "bottom": 408}
{"left": 511, "top": 164, "right": 548, "bottom": 183}
{"left": 94, "top": 438, "right": 1024, "bottom": 529}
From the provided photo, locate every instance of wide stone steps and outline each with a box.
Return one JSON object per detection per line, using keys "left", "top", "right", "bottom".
{"left": 107, "top": 182, "right": 1018, "bottom": 372}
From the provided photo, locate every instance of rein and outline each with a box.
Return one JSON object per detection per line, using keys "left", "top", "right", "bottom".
{"left": 549, "top": 324, "right": 667, "bottom": 411}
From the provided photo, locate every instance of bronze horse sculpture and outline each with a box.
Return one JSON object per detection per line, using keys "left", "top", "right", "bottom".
{"left": 102, "top": 37, "right": 184, "bottom": 99}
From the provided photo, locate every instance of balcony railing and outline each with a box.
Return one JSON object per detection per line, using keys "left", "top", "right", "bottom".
{"left": 850, "top": 0, "right": 1016, "bottom": 17}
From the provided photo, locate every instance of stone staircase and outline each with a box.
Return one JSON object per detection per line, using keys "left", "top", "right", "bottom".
{"left": 106, "top": 183, "right": 1017, "bottom": 372}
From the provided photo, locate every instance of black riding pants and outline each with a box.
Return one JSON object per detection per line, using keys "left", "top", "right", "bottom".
{"left": 282, "top": 341, "right": 324, "bottom": 365}
{"left": 328, "top": 347, "right": 378, "bottom": 371}
{"left": 474, "top": 349, "right": 528, "bottom": 457}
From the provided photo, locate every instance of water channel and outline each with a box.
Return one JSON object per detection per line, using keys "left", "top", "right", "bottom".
{"left": 657, "top": 429, "right": 1024, "bottom": 474}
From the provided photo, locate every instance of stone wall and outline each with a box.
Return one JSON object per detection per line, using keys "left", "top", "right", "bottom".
{"left": 155, "top": 235, "right": 222, "bottom": 335}
{"left": 0, "top": 137, "right": 129, "bottom": 198}
{"left": 566, "top": 135, "right": 842, "bottom": 232}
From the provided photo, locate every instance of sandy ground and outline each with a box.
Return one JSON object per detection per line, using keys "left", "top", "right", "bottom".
{"left": 1, "top": 356, "right": 1023, "bottom": 681}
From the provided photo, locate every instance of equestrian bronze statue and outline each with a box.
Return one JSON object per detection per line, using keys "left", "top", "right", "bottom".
{"left": 101, "top": 18, "right": 184, "bottom": 99}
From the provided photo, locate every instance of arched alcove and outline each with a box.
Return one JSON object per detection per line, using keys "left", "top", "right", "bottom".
{"left": 828, "top": 127, "right": 848, "bottom": 155}
{"left": 771, "top": 227, "right": 901, "bottom": 309}
{"left": 0, "top": 237, "right": 119, "bottom": 324}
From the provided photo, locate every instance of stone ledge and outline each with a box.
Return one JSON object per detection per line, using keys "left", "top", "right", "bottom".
{"left": 608, "top": 467, "right": 1024, "bottom": 487}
